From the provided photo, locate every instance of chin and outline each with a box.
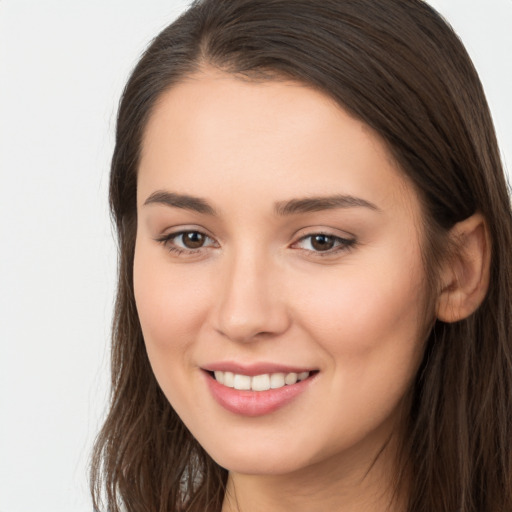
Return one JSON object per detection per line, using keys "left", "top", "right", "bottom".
{"left": 212, "top": 451, "right": 308, "bottom": 476}
{"left": 196, "top": 432, "right": 322, "bottom": 476}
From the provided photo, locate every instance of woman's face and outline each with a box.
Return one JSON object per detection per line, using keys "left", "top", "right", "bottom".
{"left": 134, "top": 69, "right": 428, "bottom": 476}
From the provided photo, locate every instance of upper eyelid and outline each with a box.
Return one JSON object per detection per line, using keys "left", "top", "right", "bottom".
{"left": 157, "top": 226, "right": 216, "bottom": 241}
{"left": 292, "top": 224, "right": 356, "bottom": 239}
{"left": 295, "top": 231, "right": 354, "bottom": 241}
{"left": 158, "top": 230, "right": 217, "bottom": 245}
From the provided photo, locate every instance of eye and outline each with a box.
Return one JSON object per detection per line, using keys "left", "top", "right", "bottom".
{"left": 176, "top": 231, "right": 209, "bottom": 249}
{"left": 293, "top": 233, "right": 356, "bottom": 254}
{"left": 156, "top": 230, "right": 218, "bottom": 254}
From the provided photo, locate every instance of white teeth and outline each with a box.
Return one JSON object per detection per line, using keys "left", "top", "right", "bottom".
{"left": 212, "top": 370, "right": 311, "bottom": 391}
{"left": 270, "top": 373, "right": 285, "bottom": 389}
{"left": 284, "top": 372, "right": 298, "bottom": 385}
{"left": 224, "top": 371, "right": 235, "bottom": 388}
{"left": 251, "top": 374, "right": 271, "bottom": 391}
{"left": 233, "top": 374, "right": 251, "bottom": 390}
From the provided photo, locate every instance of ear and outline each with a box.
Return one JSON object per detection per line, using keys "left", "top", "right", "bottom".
{"left": 436, "top": 212, "right": 491, "bottom": 323}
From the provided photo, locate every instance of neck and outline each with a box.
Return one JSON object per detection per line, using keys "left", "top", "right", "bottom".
{"left": 221, "top": 436, "right": 406, "bottom": 512}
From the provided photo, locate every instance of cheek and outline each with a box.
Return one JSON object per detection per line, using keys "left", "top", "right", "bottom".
{"left": 293, "top": 241, "right": 426, "bottom": 377}
{"left": 292, "top": 251, "right": 426, "bottom": 448}
{"left": 133, "top": 243, "right": 214, "bottom": 421}
{"left": 133, "top": 243, "right": 207, "bottom": 361}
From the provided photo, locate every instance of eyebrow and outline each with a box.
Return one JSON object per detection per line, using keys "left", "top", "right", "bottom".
{"left": 143, "top": 191, "right": 217, "bottom": 215}
{"left": 274, "top": 194, "right": 380, "bottom": 215}
{"left": 143, "top": 190, "right": 379, "bottom": 216}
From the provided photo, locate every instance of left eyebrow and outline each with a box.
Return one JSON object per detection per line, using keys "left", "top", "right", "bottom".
{"left": 274, "top": 194, "right": 380, "bottom": 216}
{"left": 143, "top": 190, "right": 217, "bottom": 215}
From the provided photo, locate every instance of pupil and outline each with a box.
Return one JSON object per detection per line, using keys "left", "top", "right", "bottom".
{"left": 183, "top": 232, "right": 205, "bottom": 249}
{"left": 311, "top": 234, "right": 334, "bottom": 251}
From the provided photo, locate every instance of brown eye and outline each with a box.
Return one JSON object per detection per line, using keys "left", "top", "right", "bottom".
{"left": 310, "top": 234, "right": 335, "bottom": 251}
{"left": 293, "top": 232, "right": 356, "bottom": 255}
{"left": 181, "top": 231, "right": 206, "bottom": 249}
{"left": 157, "top": 229, "right": 217, "bottom": 255}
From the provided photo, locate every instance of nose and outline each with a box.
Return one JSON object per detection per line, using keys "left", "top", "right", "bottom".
{"left": 213, "top": 249, "right": 291, "bottom": 343}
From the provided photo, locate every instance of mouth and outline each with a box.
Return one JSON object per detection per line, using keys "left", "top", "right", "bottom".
{"left": 202, "top": 367, "right": 318, "bottom": 416}
{"left": 207, "top": 369, "right": 314, "bottom": 391}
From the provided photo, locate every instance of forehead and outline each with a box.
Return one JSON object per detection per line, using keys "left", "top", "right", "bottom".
{"left": 138, "top": 69, "right": 420, "bottom": 220}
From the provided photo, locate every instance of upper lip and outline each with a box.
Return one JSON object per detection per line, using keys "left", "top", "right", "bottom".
{"left": 201, "top": 361, "right": 316, "bottom": 376}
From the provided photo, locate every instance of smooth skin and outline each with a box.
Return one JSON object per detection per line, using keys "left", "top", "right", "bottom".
{"left": 133, "top": 68, "right": 490, "bottom": 512}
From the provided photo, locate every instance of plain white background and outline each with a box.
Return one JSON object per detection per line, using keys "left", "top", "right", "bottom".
{"left": 0, "top": 1, "right": 510, "bottom": 511}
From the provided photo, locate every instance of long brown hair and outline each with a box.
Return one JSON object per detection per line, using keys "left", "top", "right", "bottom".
{"left": 91, "top": 1, "right": 512, "bottom": 511}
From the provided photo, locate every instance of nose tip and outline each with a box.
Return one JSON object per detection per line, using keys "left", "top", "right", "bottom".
{"left": 214, "top": 256, "right": 290, "bottom": 343}
{"left": 217, "top": 312, "right": 276, "bottom": 343}
{"left": 216, "top": 289, "right": 290, "bottom": 343}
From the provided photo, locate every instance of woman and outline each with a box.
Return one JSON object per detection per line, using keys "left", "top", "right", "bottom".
{"left": 90, "top": 0, "right": 512, "bottom": 511}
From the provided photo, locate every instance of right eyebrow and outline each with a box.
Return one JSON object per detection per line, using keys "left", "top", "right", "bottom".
{"left": 143, "top": 190, "right": 217, "bottom": 216}
{"left": 274, "top": 194, "right": 380, "bottom": 216}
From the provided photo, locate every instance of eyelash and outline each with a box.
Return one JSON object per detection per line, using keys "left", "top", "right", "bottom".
{"left": 156, "top": 230, "right": 357, "bottom": 257}
{"left": 292, "top": 232, "right": 357, "bottom": 256}
{"left": 155, "top": 231, "right": 218, "bottom": 256}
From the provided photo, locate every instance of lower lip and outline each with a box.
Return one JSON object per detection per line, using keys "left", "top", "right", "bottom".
{"left": 204, "top": 371, "right": 316, "bottom": 417}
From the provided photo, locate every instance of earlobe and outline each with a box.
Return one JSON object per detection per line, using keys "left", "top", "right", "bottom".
{"left": 436, "top": 213, "right": 491, "bottom": 323}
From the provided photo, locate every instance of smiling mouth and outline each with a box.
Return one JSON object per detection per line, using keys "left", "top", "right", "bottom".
{"left": 208, "top": 370, "right": 315, "bottom": 391}
{"left": 204, "top": 368, "right": 318, "bottom": 416}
